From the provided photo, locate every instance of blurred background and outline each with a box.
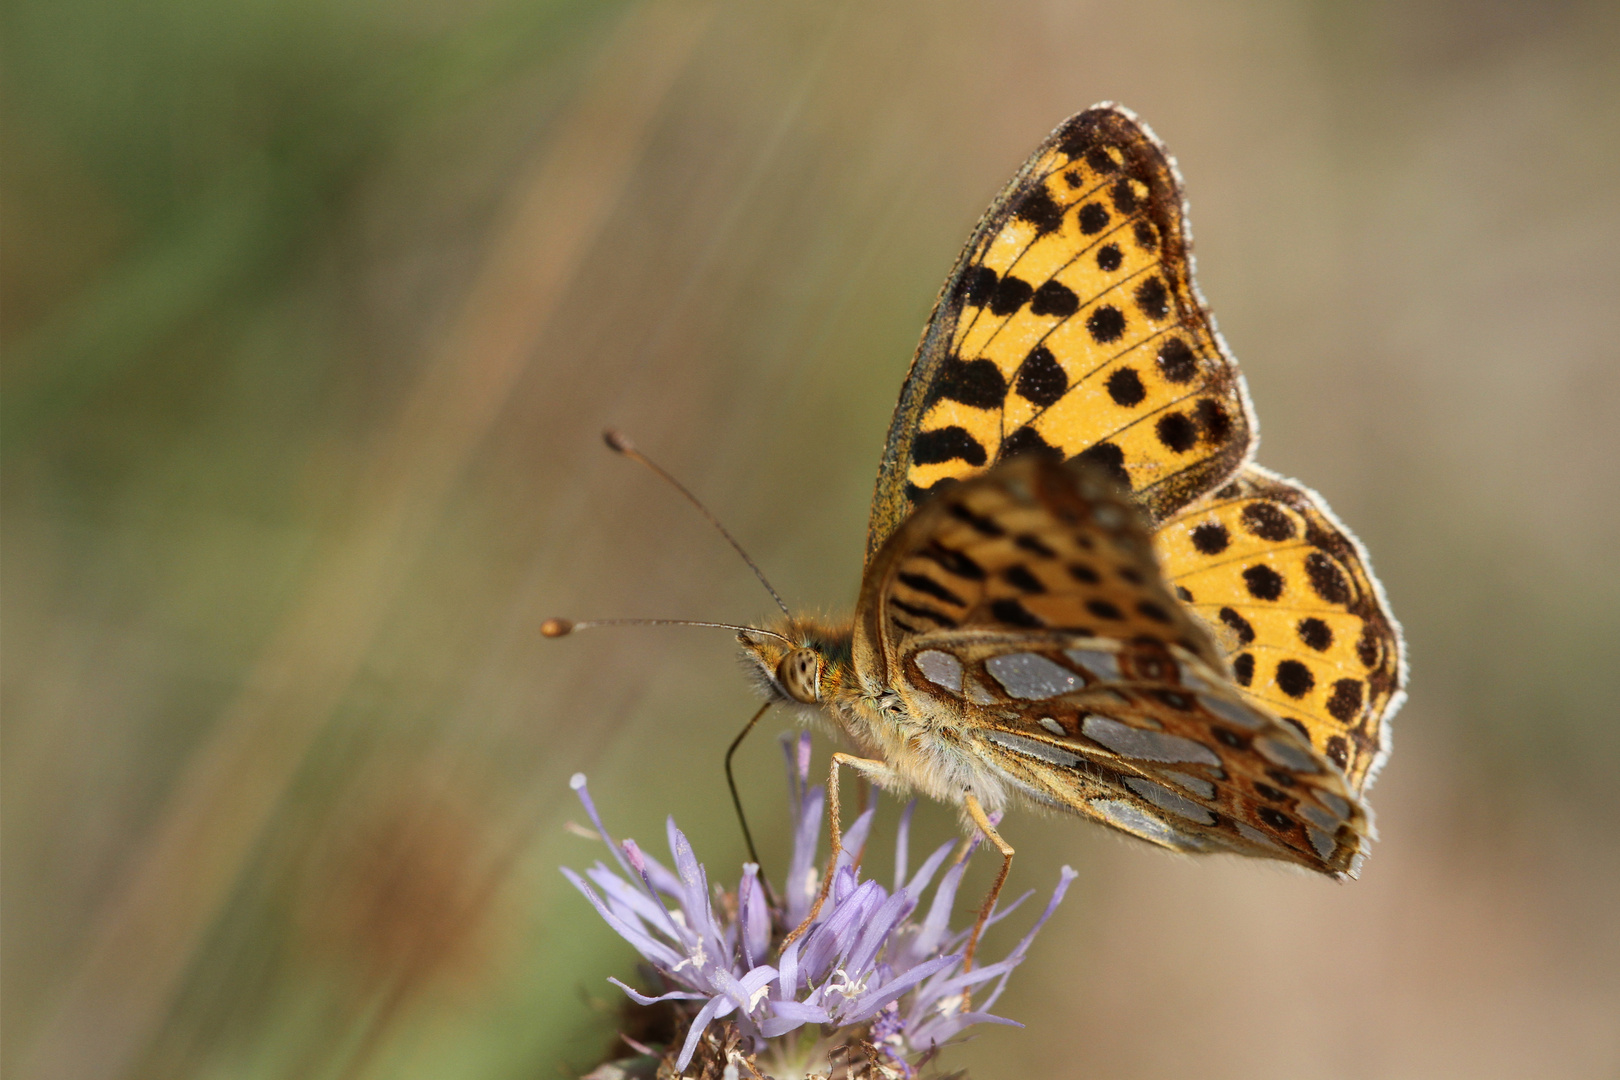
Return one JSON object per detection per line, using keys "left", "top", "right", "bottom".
{"left": 6, "top": 0, "right": 1619, "bottom": 1077}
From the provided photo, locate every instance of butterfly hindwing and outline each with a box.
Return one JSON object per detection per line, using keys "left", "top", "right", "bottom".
{"left": 936, "top": 635, "right": 1369, "bottom": 877}
{"left": 854, "top": 456, "right": 1371, "bottom": 877}
{"left": 1154, "top": 465, "right": 1405, "bottom": 794}
{"left": 868, "top": 104, "right": 1255, "bottom": 559}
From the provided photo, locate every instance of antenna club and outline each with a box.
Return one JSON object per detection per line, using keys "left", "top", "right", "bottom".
{"left": 540, "top": 617, "right": 575, "bottom": 638}
{"left": 602, "top": 428, "right": 635, "bottom": 455}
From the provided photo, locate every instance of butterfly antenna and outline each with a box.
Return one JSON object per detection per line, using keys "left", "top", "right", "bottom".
{"left": 602, "top": 428, "right": 792, "bottom": 619}
{"left": 541, "top": 617, "right": 792, "bottom": 642}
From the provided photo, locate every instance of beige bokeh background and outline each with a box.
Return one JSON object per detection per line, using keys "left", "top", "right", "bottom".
{"left": 6, "top": 1, "right": 1619, "bottom": 1077}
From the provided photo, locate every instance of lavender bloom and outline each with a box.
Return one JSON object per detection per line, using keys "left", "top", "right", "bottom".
{"left": 564, "top": 733, "right": 1077, "bottom": 1075}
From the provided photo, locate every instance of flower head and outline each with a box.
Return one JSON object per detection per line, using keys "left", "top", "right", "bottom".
{"left": 564, "top": 734, "right": 1076, "bottom": 1076}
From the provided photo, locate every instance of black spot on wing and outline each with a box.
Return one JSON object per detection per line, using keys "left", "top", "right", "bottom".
{"left": 1016, "top": 346, "right": 1068, "bottom": 407}
{"left": 1195, "top": 398, "right": 1232, "bottom": 444}
{"left": 1087, "top": 305, "right": 1126, "bottom": 344}
{"left": 890, "top": 598, "right": 959, "bottom": 628}
{"left": 1325, "top": 736, "right": 1349, "bottom": 769}
{"left": 1305, "top": 552, "right": 1352, "bottom": 604}
{"left": 1275, "top": 659, "right": 1315, "bottom": 698}
{"left": 1356, "top": 625, "right": 1380, "bottom": 668}
{"left": 1232, "top": 652, "right": 1255, "bottom": 686}
{"left": 1191, "top": 521, "right": 1229, "bottom": 554}
{"left": 990, "top": 597, "right": 1045, "bottom": 628}
{"left": 1078, "top": 202, "right": 1111, "bottom": 235}
{"left": 897, "top": 571, "right": 967, "bottom": 607}
{"left": 913, "top": 427, "right": 987, "bottom": 466}
{"left": 1133, "top": 219, "right": 1157, "bottom": 251}
{"left": 1085, "top": 146, "right": 1119, "bottom": 174}
{"left": 948, "top": 501, "right": 1006, "bottom": 537}
{"left": 1074, "top": 441, "right": 1129, "bottom": 489}
{"left": 1014, "top": 533, "right": 1057, "bottom": 558}
{"left": 1257, "top": 806, "right": 1296, "bottom": 832}
{"left": 1137, "top": 600, "right": 1172, "bottom": 623}
{"left": 960, "top": 265, "right": 998, "bottom": 307}
{"left": 1218, "top": 606, "right": 1255, "bottom": 644}
{"left": 1030, "top": 280, "right": 1080, "bottom": 318}
{"left": 1134, "top": 276, "right": 1169, "bottom": 320}
{"left": 1326, "top": 678, "right": 1364, "bottom": 721}
{"left": 1242, "top": 565, "right": 1284, "bottom": 601}
{"left": 1156, "top": 337, "right": 1196, "bottom": 383}
{"left": 1110, "top": 178, "right": 1140, "bottom": 214}
{"left": 1002, "top": 565, "right": 1046, "bottom": 594}
{"left": 1155, "top": 411, "right": 1198, "bottom": 453}
{"left": 990, "top": 276, "right": 1034, "bottom": 316}
{"left": 1296, "top": 618, "right": 1332, "bottom": 651}
{"left": 1017, "top": 187, "right": 1065, "bottom": 234}
{"left": 1105, "top": 366, "right": 1145, "bottom": 407}
{"left": 904, "top": 477, "right": 960, "bottom": 507}
{"left": 921, "top": 542, "right": 986, "bottom": 580}
{"left": 1086, "top": 599, "right": 1125, "bottom": 620}
{"left": 931, "top": 356, "right": 1007, "bottom": 410}
{"left": 1067, "top": 562, "right": 1100, "bottom": 584}
{"left": 999, "top": 426, "right": 1056, "bottom": 460}
{"left": 1241, "top": 502, "right": 1296, "bottom": 541}
{"left": 1097, "top": 244, "right": 1123, "bottom": 272}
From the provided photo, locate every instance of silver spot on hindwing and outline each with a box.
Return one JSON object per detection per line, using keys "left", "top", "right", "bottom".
{"left": 1081, "top": 714, "right": 1221, "bottom": 765}
{"left": 913, "top": 649, "right": 964, "bottom": 693}
{"left": 1038, "top": 716, "right": 1067, "bottom": 736}
{"left": 1063, "top": 647, "right": 1122, "bottom": 681}
{"left": 1314, "top": 789, "right": 1352, "bottom": 820}
{"left": 1255, "top": 734, "right": 1322, "bottom": 773}
{"left": 984, "top": 729, "right": 1082, "bottom": 767}
{"left": 1307, "top": 826, "right": 1336, "bottom": 860}
{"left": 1124, "top": 777, "right": 1216, "bottom": 824}
{"left": 1159, "top": 769, "right": 1217, "bottom": 799}
{"left": 1299, "top": 803, "right": 1341, "bottom": 834}
{"left": 1197, "top": 693, "right": 1265, "bottom": 730}
{"left": 1089, "top": 798, "right": 1189, "bottom": 847}
{"left": 985, "top": 652, "right": 1082, "bottom": 699}
{"left": 963, "top": 676, "right": 999, "bottom": 705}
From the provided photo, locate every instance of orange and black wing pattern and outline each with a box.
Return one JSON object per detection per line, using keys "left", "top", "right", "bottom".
{"left": 855, "top": 457, "right": 1371, "bottom": 877}
{"left": 868, "top": 104, "right": 1254, "bottom": 559}
{"left": 1155, "top": 465, "right": 1405, "bottom": 793}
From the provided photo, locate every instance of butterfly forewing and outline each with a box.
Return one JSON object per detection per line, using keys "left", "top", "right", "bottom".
{"left": 856, "top": 456, "right": 1371, "bottom": 877}
{"left": 868, "top": 105, "right": 1255, "bottom": 559}
{"left": 1154, "top": 465, "right": 1405, "bottom": 794}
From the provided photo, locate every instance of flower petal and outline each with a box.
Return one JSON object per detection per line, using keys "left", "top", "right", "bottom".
{"left": 607, "top": 978, "right": 709, "bottom": 1006}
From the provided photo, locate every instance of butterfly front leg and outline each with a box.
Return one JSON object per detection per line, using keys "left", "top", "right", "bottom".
{"left": 780, "top": 752, "right": 902, "bottom": 952}
{"left": 959, "top": 791, "right": 1014, "bottom": 1008}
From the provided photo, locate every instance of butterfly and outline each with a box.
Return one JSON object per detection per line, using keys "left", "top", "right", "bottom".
{"left": 733, "top": 103, "right": 1406, "bottom": 961}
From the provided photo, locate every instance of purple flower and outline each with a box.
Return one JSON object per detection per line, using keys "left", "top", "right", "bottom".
{"left": 563, "top": 733, "right": 1077, "bottom": 1074}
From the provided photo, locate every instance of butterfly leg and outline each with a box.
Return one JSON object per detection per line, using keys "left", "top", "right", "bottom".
{"left": 960, "top": 791, "right": 1014, "bottom": 988}
{"left": 780, "top": 751, "right": 897, "bottom": 951}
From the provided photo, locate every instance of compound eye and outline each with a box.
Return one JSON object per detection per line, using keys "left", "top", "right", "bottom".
{"left": 775, "top": 648, "right": 822, "bottom": 704}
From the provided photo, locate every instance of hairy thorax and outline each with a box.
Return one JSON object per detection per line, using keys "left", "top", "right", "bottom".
{"left": 737, "top": 617, "right": 1016, "bottom": 815}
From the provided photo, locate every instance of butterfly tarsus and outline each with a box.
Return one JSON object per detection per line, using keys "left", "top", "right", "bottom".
{"left": 959, "top": 791, "right": 1014, "bottom": 1008}
{"left": 779, "top": 751, "right": 893, "bottom": 952}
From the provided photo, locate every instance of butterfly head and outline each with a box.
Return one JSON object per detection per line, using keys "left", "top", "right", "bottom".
{"left": 738, "top": 618, "right": 855, "bottom": 708}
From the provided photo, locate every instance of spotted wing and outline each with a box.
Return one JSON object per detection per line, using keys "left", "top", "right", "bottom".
{"left": 867, "top": 103, "right": 1255, "bottom": 559}
{"left": 1154, "top": 465, "right": 1406, "bottom": 794}
{"left": 853, "top": 456, "right": 1371, "bottom": 877}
